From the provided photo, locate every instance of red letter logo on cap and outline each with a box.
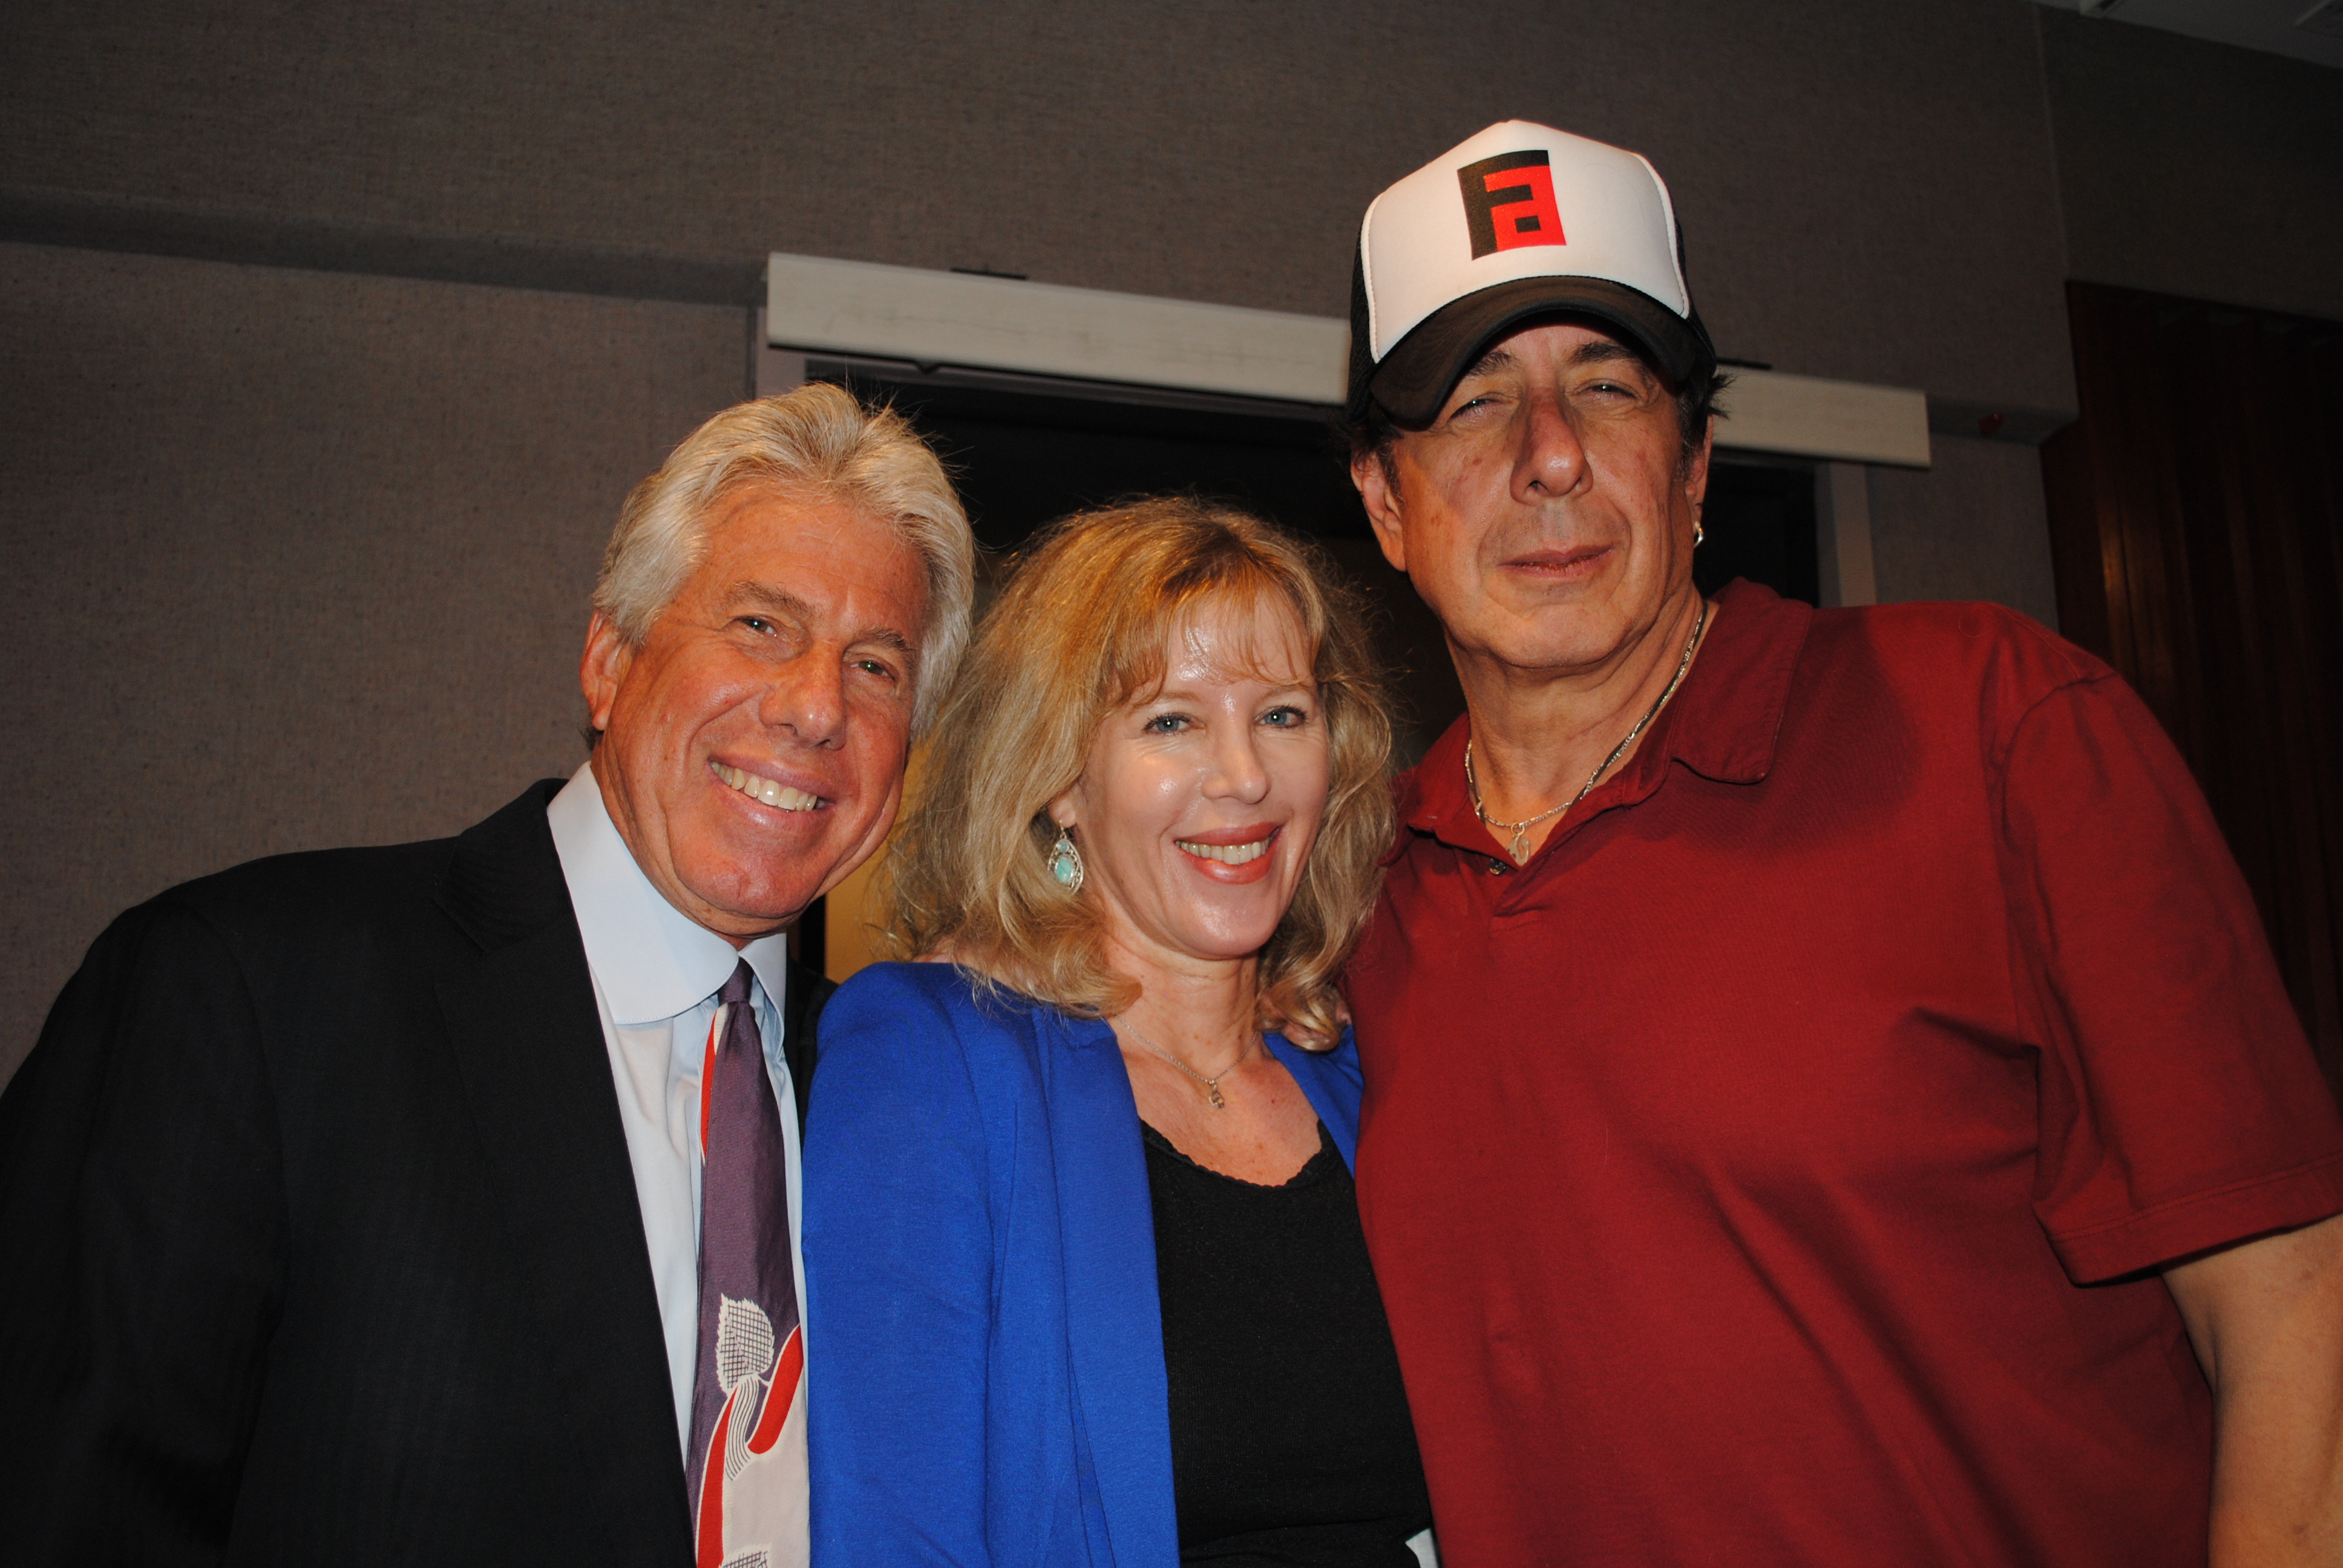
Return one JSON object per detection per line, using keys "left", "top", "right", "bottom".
{"left": 1457, "top": 151, "right": 1565, "bottom": 261}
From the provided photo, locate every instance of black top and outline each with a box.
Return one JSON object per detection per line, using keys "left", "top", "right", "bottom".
{"left": 1142, "top": 1119, "right": 1434, "bottom": 1567}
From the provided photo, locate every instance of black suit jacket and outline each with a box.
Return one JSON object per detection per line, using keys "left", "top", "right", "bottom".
{"left": 0, "top": 780, "right": 834, "bottom": 1566}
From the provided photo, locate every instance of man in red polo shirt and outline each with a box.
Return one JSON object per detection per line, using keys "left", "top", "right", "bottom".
{"left": 1343, "top": 120, "right": 2343, "bottom": 1567}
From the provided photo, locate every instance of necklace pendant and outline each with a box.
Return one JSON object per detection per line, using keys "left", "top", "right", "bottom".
{"left": 1510, "top": 828, "right": 1532, "bottom": 866}
{"left": 1205, "top": 1083, "right": 1226, "bottom": 1110}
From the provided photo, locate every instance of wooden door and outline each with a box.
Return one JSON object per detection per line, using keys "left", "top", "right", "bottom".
{"left": 2042, "top": 282, "right": 2343, "bottom": 1101}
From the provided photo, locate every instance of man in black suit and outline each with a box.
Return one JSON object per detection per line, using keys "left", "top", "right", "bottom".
{"left": 0, "top": 382, "right": 975, "bottom": 1566}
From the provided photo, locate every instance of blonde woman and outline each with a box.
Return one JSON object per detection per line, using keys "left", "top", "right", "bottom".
{"left": 802, "top": 498, "right": 1432, "bottom": 1567}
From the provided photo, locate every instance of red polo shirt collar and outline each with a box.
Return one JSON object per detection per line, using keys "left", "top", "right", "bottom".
{"left": 1389, "top": 579, "right": 1813, "bottom": 867}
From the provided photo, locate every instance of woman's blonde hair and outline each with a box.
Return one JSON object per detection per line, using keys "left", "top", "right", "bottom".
{"left": 879, "top": 496, "right": 1394, "bottom": 1047}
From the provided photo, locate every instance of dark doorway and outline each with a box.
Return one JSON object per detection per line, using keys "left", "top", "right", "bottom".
{"left": 1699, "top": 452, "right": 1821, "bottom": 608}
{"left": 810, "top": 358, "right": 1363, "bottom": 547}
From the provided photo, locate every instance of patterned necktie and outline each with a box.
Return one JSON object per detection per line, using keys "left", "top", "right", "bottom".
{"left": 685, "top": 960, "right": 807, "bottom": 1568}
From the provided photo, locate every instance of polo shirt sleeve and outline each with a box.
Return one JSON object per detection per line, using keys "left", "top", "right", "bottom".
{"left": 1998, "top": 670, "right": 2343, "bottom": 1284}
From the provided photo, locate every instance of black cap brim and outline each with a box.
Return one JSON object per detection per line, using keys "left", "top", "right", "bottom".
{"left": 1355, "top": 273, "right": 1716, "bottom": 429}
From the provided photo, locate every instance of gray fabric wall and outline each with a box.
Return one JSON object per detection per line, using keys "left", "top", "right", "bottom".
{"left": 4, "top": 0, "right": 2075, "bottom": 406}
{"left": 0, "top": 243, "right": 744, "bottom": 1072}
{"left": 1, "top": 0, "right": 2335, "bottom": 1079}
{"left": 1870, "top": 436, "right": 2058, "bottom": 618}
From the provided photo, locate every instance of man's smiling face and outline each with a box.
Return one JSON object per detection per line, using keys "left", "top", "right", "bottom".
{"left": 1355, "top": 318, "right": 1711, "bottom": 681}
{"left": 581, "top": 486, "right": 929, "bottom": 944}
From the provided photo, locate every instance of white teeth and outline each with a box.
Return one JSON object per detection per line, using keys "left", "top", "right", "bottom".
{"left": 1176, "top": 838, "right": 1270, "bottom": 866}
{"left": 712, "top": 762, "right": 821, "bottom": 812}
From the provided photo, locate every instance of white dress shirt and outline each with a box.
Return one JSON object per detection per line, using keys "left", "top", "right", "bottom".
{"left": 545, "top": 761, "right": 802, "bottom": 1460}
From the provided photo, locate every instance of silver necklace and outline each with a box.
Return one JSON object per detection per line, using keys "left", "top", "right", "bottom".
{"left": 1466, "top": 598, "right": 1711, "bottom": 866}
{"left": 1121, "top": 1022, "right": 1256, "bottom": 1111}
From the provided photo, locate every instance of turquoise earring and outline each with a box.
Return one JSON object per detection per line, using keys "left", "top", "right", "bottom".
{"left": 1049, "top": 829, "right": 1084, "bottom": 893}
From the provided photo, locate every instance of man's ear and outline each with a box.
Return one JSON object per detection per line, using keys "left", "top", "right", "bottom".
{"left": 1681, "top": 417, "right": 1715, "bottom": 512}
{"left": 580, "top": 610, "right": 636, "bottom": 734}
{"left": 1351, "top": 449, "right": 1409, "bottom": 575}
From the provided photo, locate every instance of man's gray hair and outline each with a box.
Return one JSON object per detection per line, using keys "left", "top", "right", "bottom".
{"left": 594, "top": 383, "right": 976, "bottom": 736}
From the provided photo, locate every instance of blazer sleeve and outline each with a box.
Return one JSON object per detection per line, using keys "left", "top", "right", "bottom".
{"left": 802, "top": 967, "right": 998, "bottom": 1567}
{"left": 0, "top": 898, "right": 289, "bottom": 1564}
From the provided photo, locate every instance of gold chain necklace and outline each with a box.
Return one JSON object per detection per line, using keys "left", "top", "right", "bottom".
{"left": 1121, "top": 1022, "right": 1256, "bottom": 1111}
{"left": 1466, "top": 598, "right": 1712, "bottom": 866}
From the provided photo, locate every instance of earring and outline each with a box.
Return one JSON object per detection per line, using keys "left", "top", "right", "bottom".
{"left": 1693, "top": 518, "right": 1706, "bottom": 547}
{"left": 1048, "top": 829, "right": 1084, "bottom": 893}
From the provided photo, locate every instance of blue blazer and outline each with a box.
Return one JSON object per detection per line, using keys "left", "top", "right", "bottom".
{"left": 802, "top": 961, "right": 1364, "bottom": 1568}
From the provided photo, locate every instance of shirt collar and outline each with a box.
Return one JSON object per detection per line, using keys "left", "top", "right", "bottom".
{"left": 1392, "top": 580, "right": 1812, "bottom": 862}
{"left": 546, "top": 762, "right": 791, "bottom": 1027}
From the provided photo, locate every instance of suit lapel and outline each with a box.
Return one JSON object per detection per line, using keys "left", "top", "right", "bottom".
{"left": 434, "top": 784, "right": 692, "bottom": 1564}
{"left": 1040, "top": 1011, "right": 1178, "bottom": 1568}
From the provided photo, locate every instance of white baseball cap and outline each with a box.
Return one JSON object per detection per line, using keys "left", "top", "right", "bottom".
{"left": 1348, "top": 120, "right": 1715, "bottom": 426}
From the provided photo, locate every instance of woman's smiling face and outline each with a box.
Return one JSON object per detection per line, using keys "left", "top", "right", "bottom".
{"left": 1052, "top": 590, "right": 1331, "bottom": 974}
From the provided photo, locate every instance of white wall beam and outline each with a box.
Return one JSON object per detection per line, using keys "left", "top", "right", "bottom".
{"left": 766, "top": 252, "right": 1346, "bottom": 408}
{"left": 1720, "top": 371, "right": 1931, "bottom": 469}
